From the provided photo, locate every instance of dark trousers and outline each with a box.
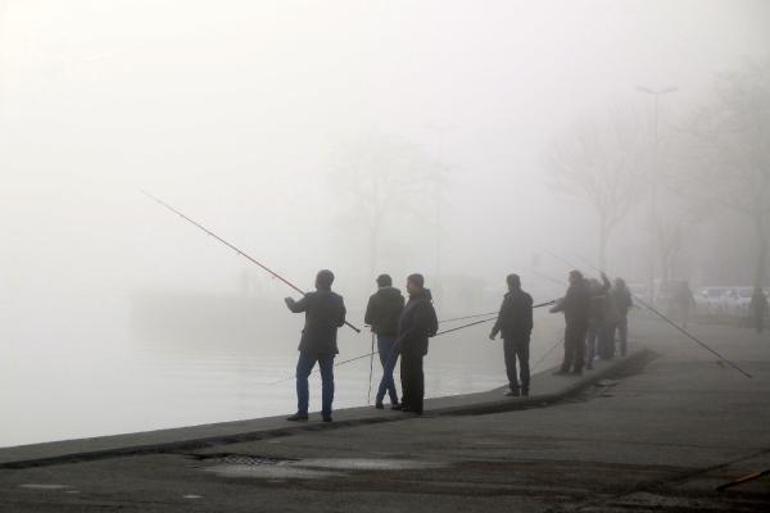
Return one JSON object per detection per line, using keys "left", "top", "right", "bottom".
{"left": 503, "top": 336, "right": 530, "bottom": 392}
{"left": 561, "top": 321, "right": 588, "bottom": 372}
{"left": 753, "top": 310, "right": 765, "bottom": 333}
{"left": 376, "top": 335, "right": 399, "bottom": 405}
{"left": 598, "top": 323, "right": 615, "bottom": 360}
{"left": 400, "top": 352, "right": 424, "bottom": 413}
{"left": 613, "top": 316, "right": 628, "bottom": 356}
{"left": 295, "top": 351, "right": 335, "bottom": 418}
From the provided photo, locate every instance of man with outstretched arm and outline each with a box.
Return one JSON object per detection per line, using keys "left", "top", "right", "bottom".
{"left": 284, "top": 269, "right": 346, "bottom": 423}
{"left": 364, "top": 273, "right": 405, "bottom": 410}
{"left": 550, "top": 270, "right": 591, "bottom": 375}
{"left": 489, "top": 274, "right": 534, "bottom": 396}
{"left": 397, "top": 274, "right": 438, "bottom": 415}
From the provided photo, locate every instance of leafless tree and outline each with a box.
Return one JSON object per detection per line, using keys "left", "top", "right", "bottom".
{"left": 680, "top": 60, "right": 770, "bottom": 288}
{"left": 548, "top": 109, "right": 646, "bottom": 271}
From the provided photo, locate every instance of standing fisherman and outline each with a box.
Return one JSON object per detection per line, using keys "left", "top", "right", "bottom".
{"left": 550, "top": 270, "right": 591, "bottom": 375}
{"left": 284, "top": 270, "right": 347, "bottom": 423}
{"left": 749, "top": 287, "right": 768, "bottom": 334}
{"left": 489, "top": 274, "right": 534, "bottom": 396}
{"left": 364, "top": 274, "right": 405, "bottom": 409}
{"left": 397, "top": 274, "right": 438, "bottom": 415}
{"left": 610, "top": 278, "right": 633, "bottom": 356}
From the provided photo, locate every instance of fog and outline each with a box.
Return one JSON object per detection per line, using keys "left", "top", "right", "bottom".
{"left": 0, "top": 1, "right": 768, "bottom": 446}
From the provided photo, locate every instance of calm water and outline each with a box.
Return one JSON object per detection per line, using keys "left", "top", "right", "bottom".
{"left": 0, "top": 299, "right": 564, "bottom": 448}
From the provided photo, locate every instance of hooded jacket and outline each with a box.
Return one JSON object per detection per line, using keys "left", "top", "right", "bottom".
{"left": 397, "top": 289, "right": 438, "bottom": 357}
{"left": 364, "top": 286, "right": 405, "bottom": 336}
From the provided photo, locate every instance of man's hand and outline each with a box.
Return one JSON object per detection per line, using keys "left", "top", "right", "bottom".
{"left": 284, "top": 297, "right": 295, "bottom": 307}
{"left": 489, "top": 331, "right": 497, "bottom": 341}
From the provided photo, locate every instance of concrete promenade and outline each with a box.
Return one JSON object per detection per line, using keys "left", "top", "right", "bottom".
{"left": 1, "top": 318, "right": 768, "bottom": 512}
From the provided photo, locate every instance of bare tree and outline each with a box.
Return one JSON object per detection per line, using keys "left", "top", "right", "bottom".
{"left": 329, "top": 134, "right": 445, "bottom": 292}
{"left": 681, "top": 60, "right": 770, "bottom": 288}
{"left": 548, "top": 109, "right": 646, "bottom": 271}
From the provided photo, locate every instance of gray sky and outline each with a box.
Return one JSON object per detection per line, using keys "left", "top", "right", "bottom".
{"left": 0, "top": 0, "right": 768, "bottom": 311}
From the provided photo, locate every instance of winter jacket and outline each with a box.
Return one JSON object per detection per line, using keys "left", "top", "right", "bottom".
{"left": 491, "top": 289, "right": 533, "bottom": 340}
{"left": 287, "top": 290, "right": 346, "bottom": 354}
{"left": 397, "top": 289, "right": 438, "bottom": 357}
{"left": 364, "top": 286, "right": 405, "bottom": 336}
{"left": 551, "top": 279, "right": 591, "bottom": 325}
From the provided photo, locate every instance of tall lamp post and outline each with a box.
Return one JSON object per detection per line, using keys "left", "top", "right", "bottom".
{"left": 636, "top": 85, "right": 678, "bottom": 304}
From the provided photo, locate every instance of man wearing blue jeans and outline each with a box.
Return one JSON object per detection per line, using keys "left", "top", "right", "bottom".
{"left": 284, "top": 270, "right": 347, "bottom": 423}
{"left": 364, "top": 274, "right": 405, "bottom": 409}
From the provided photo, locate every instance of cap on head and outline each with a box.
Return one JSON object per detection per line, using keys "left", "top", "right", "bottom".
{"left": 316, "top": 269, "right": 335, "bottom": 290}
{"left": 407, "top": 273, "right": 424, "bottom": 289}
{"left": 376, "top": 274, "right": 392, "bottom": 288}
{"left": 506, "top": 273, "right": 521, "bottom": 289}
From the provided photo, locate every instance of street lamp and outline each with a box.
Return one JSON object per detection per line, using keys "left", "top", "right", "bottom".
{"left": 636, "top": 85, "right": 678, "bottom": 304}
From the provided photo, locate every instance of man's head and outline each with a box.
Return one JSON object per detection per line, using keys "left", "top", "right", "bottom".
{"left": 315, "top": 269, "right": 335, "bottom": 291}
{"left": 506, "top": 273, "right": 521, "bottom": 291}
{"left": 376, "top": 273, "right": 392, "bottom": 288}
{"left": 406, "top": 273, "right": 424, "bottom": 296}
{"left": 569, "top": 270, "right": 583, "bottom": 285}
{"left": 614, "top": 277, "right": 626, "bottom": 289}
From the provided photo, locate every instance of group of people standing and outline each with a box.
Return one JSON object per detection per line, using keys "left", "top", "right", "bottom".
{"left": 284, "top": 270, "right": 437, "bottom": 422}
{"left": 550, "top": 270, "right": 633, "bottom": 375}
{"left": 281, "top": 267, "right": 635, "bottom": 422}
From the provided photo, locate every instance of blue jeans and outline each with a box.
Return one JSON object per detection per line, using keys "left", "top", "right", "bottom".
{"left": 295, "top": 351, "right": 335, "bottom": 417}
{"left": 376, "top": 335, "right": 399, "bottom": 405}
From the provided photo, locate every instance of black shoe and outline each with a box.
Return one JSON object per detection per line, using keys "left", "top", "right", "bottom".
{"left": 375, "top": 402, "right": 384, "bottom": 410}
{"left": 286, "top": 413, "right": 308, "bottom": 422}
{"left": 390, "top": 403, "right": 402, "bottom": 410}
{"left": 521, "top": 389, "right": 529, "bottom": 397}
{"left": 322, "top": 416, "right": 333, "bottom": 423}
{"left": 505, "top": 390, "right": 520, "bottom": 397}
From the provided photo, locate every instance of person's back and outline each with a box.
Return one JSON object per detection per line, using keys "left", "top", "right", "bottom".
{"left": 494, "top": 288, "right": 534, "bottom": 340}
{"left": 365, "top": 286, "right": 405, "bottom": 337}
{"left": 294, "top": 289, "right": 346, "bottom": 354}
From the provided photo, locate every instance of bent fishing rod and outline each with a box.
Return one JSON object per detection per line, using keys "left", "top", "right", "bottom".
{"left": 270, "top": 299, "right": 557, "bottom": 385}
{"left": 142, "top": 190, "right": 361, "bottom": 333}
{"left": 550, "top": 251, "right": 752, "bottom": 379}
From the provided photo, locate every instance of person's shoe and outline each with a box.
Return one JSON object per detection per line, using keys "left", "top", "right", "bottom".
{"left": 552, "top": 370, "right": 570, "bottom": 376}
{"left": 390, "top": 402, "right": 402, "bottom": 410}
{"left": 521, "top": 389, "right": 530, "bottom": 397}
{"left": 286, "top": 413, "right": 308, "bottom": 422}
{"left": 322, "top": 416, "right": 333, "bottom": 423}
{"left": 571, "top": 369, "right": 583, "bottom": 376}
{"left": 505, "top": 390, "right": 520, "bottom": 397}
{"left": 375, "top": 402, "right": 384, "bottom": 410}
{"left": 586, "top": 363, "right": 593, "bottom": 370}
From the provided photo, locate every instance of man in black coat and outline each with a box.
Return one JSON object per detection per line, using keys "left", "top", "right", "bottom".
{"left": 550, "top": 270, "right": 591, "bottom": 375}
{"left": 397, "top": 273, "right": 438, "bottom": 415}
{"left": 489, "top": 274, "right": 533, "bottom": 396}
{"left": 284, "top": 269, "right": 346, "bottom": 422}
{"left": 364, "top": 273, "right": 405, "bottom": 409}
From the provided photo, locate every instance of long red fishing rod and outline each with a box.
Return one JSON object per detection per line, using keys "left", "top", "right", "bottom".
{"left": 142, "top": 190, "right": 361, "bottom": 333}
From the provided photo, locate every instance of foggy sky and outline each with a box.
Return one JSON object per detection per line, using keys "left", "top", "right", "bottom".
{"left": 1, "top": 0, "right": 768, "bottom": 321}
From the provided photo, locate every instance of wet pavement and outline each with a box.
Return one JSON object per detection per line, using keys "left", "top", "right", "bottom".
{"left": 0, "top": 317, "right": 768, "bottom": 512}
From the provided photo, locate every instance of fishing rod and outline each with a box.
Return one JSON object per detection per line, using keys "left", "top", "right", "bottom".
{"left": 141, "top": 190, "right": 361, "bottom": 334}
{"left": 562, "top": 252, "right": 752, "bottom": 379}
{"left": 269, "top": 299, "right": 558, "bottom": 385}
{"left": 436, "top": 300, "right": 556, "bottom": 335}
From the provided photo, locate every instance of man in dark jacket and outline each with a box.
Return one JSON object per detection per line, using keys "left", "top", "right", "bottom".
{"left": 284, "top": 269, "right": 346, "bottom": 422}
{"left": 489, "top": 274, "right": 533, "bottom": 396}
{"left": 550, "top": 270, "right": 591, "bottom": 375}
{"left": 364, "top": 273, "right": 405, "bottom": 409}
{"left": 397, "top": 273, "right": 438, "bottom": 415}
